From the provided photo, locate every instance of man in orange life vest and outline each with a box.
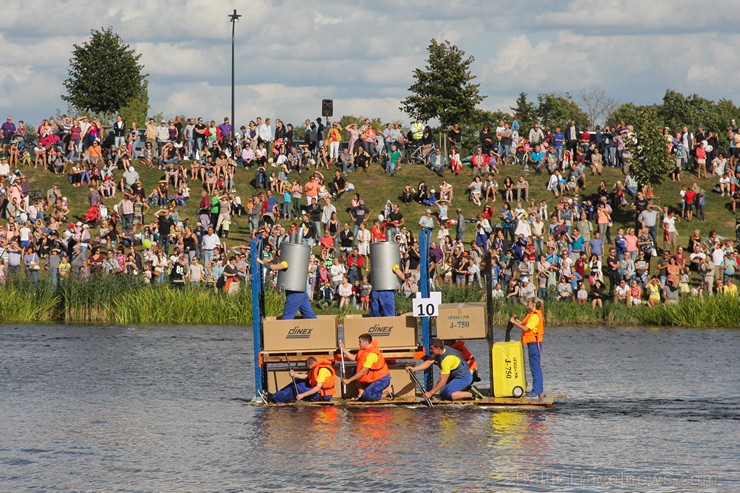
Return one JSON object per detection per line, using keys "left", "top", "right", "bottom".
{"left": 445, "top": 339, "right": 481, "bottom": 383}
{"left": 270, "top": 357, "right": 336, "bottom": 404}
{"left": 509, "top": 298, "right": 545, "bottom": 398}
{"left": 339, "top": 334, "right": 392, "bottom": 401}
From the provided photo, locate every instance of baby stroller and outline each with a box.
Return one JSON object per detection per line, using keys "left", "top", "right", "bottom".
{"left": 82, "top": 204, "right": 102, "bottom": 225}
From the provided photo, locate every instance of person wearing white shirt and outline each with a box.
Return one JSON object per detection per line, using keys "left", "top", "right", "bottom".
{"left": 259, "top": 118, "right": 272, "bottom": 149}
{"left": 321, "top": 198, "right": 336, "bottom": 226}
{"left": 241, "top": 144, "right": 255, "bottom": 168}
{"left": 201, "top": 226, "right": 221, "bottom": 265}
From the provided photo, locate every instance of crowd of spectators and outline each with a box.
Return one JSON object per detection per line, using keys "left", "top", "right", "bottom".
{"left": 0, "top": 112, "right": 738, "bottom": 308}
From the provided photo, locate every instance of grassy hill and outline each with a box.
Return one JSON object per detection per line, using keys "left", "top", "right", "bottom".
{"left": 21, "top": 156, "right": 737, "bottom": 246}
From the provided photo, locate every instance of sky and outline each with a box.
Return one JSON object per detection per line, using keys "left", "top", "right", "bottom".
{"left": 1, "top": 0, "right": 739, "bottom": 127}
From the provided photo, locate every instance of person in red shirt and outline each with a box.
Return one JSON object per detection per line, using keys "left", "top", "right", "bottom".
{"left": 346, "top": 246, "right": 364, "bottom": 284}
{"left": 684, "top": 187, "right": 696, "bottom": 222}
{"left": 695, "top": 143, "right": 707, "bottom": 178}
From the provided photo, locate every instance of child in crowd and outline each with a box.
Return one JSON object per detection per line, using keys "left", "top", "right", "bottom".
{"left": 576, "top": 282, "right": 588, "bottom": 303}
{"left": 360, "top": 276, "right": 372, "bottom": 311}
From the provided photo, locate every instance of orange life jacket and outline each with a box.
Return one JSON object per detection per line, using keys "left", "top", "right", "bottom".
{"left": 521, "top": 309, "right": 545, "bottom": 345}
{"left": 309, "top": 360, "right": 337, "bottom": 397}
{"left": 356, "top": 340, "right": 389, "bottom": 383}
{"left": 450, "top": 341, "right": 478, "bottom": 371}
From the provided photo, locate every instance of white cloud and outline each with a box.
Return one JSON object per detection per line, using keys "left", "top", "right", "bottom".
{"left": 0, "top": 0, "right": 738, "bottom": 127}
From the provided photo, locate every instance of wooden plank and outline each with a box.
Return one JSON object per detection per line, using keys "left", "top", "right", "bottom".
{"left": 260, "top": 350, "right": 336, "bottom": 364}
{"left": 246, "top": 394, "right": 555, "bottom": 408}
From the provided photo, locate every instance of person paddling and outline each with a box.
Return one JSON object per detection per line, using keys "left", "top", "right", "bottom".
{"left": 446, "top": 339, "right": 480, "bottom": 383}
{"left": 339, "top": 334, "right": 393, "bottom": 401}
{"left": 268, "top": 357, "right": 336, "bottom": 404}
{"left": 406, "top": 339, "right": 483, "bottom": 401}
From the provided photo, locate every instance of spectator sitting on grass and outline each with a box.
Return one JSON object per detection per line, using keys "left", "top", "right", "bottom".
{"left": 556, "top": 275, "right": 574, "bottom": 301}
{"left": 429, "top": 148, "right": 445, "bottom": 177}
{"left": 316, "top": 280, "right": 336, "bottom": 310}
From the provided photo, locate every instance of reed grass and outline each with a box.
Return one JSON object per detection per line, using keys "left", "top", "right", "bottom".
{"left": 0, "top": 276, "right": 738, "bottom": 327}
{"left": 0, "top": 279, "right": 59, "bottom": 322}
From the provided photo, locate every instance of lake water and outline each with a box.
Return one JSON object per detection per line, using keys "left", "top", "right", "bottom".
{"left": 0, "top": 325, "right": 737, "bottom": 493}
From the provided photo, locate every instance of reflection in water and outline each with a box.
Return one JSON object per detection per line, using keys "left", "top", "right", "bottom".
{"left": 0, "top": 325, "right": 737, "bottom": 493}
{"left": 487, "top": 411, "right": 551, "bottom": 482}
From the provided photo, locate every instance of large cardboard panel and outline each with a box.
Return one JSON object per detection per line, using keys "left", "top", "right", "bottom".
{"left": 342, "top": 314, "right": 417, "bottom": 349}
{"left": 435, "top": 302, "right": 487, "bottom": 340}
{"left": 342, "top": 365, "right": 416, "bottom": 401}
{"left": 266, "top": 369, "right": 342, "bottom": 396}
{"left": 263, "top": 315, "right": 338, "bottom": 352}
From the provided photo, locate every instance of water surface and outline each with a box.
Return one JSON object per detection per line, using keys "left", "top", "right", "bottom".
{"left": 0, "top": 325, "right": 737, "bottom": 492}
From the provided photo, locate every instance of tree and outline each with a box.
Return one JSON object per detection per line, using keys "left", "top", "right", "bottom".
{"left": 510, "top": 92, "right": 537, "bottom": 136}
{"left": 400, "top": 39, "right": 485, "bottom": 128}
{"left": 459, "top": 108, "right": 511, "bottom": 155}
{"left": 626, "top": 107, "right": 674, "bottom": 189}
{"left": 118, "top": 80, "right": 150, "bottom": 128}
{"left": 606, "top": 102, "right": 649, "bottom": 128}
{"left": 536, "top": 93, "right": 589, "bottom": 132}
{"left": 62, "top": 27, "right": 146, "bottom": 118}
{"left": 578, "top": 87, "right": 619, "bottom": 129}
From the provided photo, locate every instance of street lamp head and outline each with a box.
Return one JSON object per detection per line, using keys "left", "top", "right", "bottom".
{"left": 228, "top": 9, "right": 241, "bottom": 22}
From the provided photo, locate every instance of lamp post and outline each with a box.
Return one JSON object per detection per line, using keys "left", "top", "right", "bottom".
{"left": 228, "top": 9, "right": 241, "bottom": 156}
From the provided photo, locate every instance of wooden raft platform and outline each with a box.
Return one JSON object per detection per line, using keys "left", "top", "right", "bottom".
{"left": 246, "top": 393, "right": 556, "bottom": 408}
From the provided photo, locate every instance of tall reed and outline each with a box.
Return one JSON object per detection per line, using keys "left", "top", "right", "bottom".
{"left": 0, "top": 279, "right": 59, "bottom": 322}
{"left": 0, "top": 276, "right": 738, "bottom": 327}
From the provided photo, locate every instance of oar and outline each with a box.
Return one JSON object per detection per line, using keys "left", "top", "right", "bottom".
{"left": 338, "top": 341, "right": 347, "bottom": 395}
{"left": 284, "top": 352, "right": 300, "bottom": 400}
{"left": 407, "top": 369, "right": 433, "bottom": 408}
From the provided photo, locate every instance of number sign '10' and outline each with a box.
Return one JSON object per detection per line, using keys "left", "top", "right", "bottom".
{"left": 412, "top": 292, "right": 441, "bottom": 317}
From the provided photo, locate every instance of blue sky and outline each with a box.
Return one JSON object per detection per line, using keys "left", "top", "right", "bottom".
{"left": 1, "top": 0, "right": 738, "bottom": 126}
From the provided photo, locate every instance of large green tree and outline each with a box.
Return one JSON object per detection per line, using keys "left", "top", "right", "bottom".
{"left": 626, "top": 107, "right": 674, "bottom": 189}
{"left": 510, "top": 92, "right": 537, "bottom": 136}
{"left": 62, "top": 27, "right": 146, "bottom": 118}
{"left": 118, "top": 80, "right": 150, "bottom": 128}
{"left": 400, "top": 39, "right": 485, "bottom": 128}
{"left": 536, "top": 93, "right": 589, "bottom": 132}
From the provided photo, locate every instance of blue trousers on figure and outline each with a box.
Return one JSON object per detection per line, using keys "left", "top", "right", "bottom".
{"left": 282, "top": 291, "right": 317, "bottom": 320}
{"left": 440, "top": 371, "right": 473, "bottom": 400}
{"left": 369, "top": 290, "right": 395, "bottom": 317}
{"left": 358, "top": 374, "right": 391, "bottom": 401}
{"left": 272, "top": 379, "right": 331, "bottom": 404}
{"left": 527, "top": 342, "right": 544, "bottom": 395}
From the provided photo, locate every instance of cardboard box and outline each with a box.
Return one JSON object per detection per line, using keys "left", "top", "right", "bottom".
{"left": 342, "top": 365, "right": 417, "bottom": 401}
{"left": 342, "top": 314, "right": 417, "bottom": 349}
{"left": 263, "top": 315, "right": 338, "bottom": 352}
{"left": 435, "top": 303, "right": 487, "bottom": 340}
{"left": 266, "top": 369, "right": 342, "bottom": 395}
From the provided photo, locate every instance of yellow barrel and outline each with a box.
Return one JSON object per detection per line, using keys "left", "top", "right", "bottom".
{"left": 491, "top": 341, "right": 526, "bottom": 398}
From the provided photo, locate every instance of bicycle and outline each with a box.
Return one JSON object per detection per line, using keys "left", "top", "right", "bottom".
{"left": 408, "top": 142, "right": 436, "bottom": 165}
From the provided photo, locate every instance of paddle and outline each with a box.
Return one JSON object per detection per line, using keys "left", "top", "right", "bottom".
{"left": 407, "top": 368, "right": 433, "bottom": 408}
{"left": 338, "top": 341, "right": 347, "bottom": 395}
{"left": 284, "top": 352, "right": 300, "bottom": 401}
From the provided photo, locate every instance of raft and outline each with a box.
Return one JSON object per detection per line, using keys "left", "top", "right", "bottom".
{"left": 248, "top": 391, "right": 556, "bottom": 408}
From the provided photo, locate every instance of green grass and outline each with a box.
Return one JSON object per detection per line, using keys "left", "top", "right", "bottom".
{"left": 0, "top": 276, "right": 738, "bottom": 327}
{"left": 22, "top": 155, "right": 737, "bottom": 251}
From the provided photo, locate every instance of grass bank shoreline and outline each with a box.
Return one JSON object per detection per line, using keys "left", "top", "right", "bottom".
{"left": 1, "top": 280, "right": 737, "bottom": 328}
